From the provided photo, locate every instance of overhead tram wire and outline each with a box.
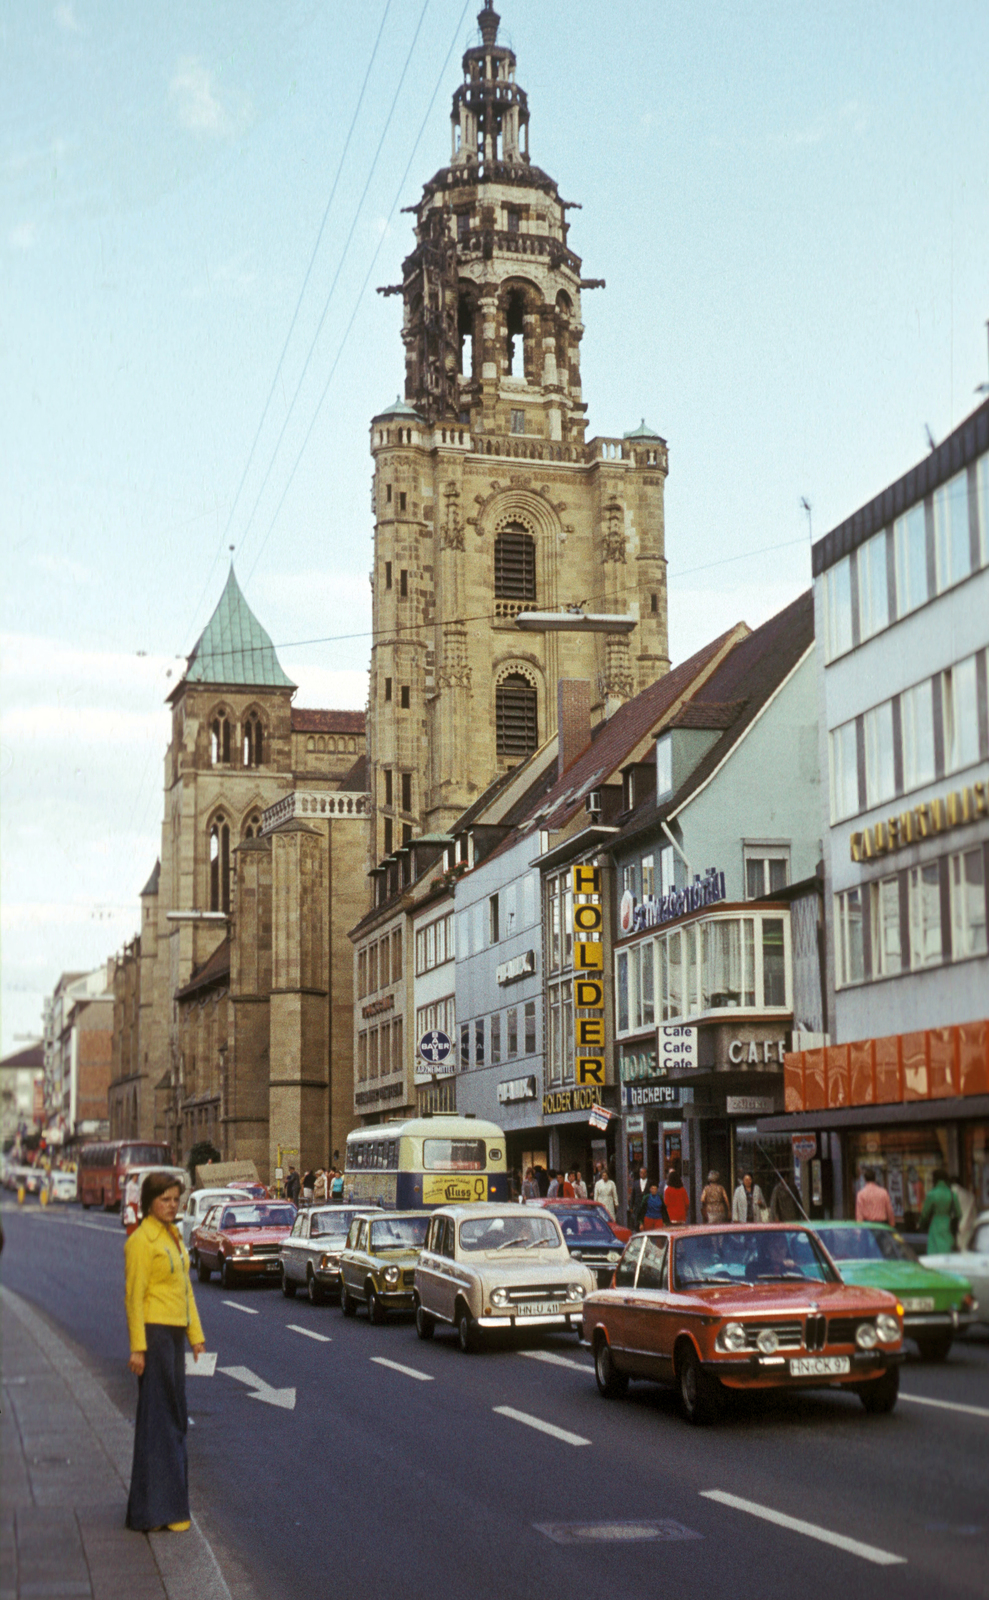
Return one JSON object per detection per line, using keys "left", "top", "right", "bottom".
{"left": 245, "top": 0, "right": 473, "bottom": 587}
{"left": 183, "top": 0, "right": 395, "bottom": 650}
{"left": 235, "top": 0, "right": 431, "bottom": 579}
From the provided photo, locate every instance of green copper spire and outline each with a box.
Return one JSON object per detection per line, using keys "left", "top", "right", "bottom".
{"left": 184, "top": 566, "right": 295, "bottom": 689}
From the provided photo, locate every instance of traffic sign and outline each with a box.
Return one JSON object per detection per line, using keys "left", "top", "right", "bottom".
{"left": 792, "top": 1133, "right": 817, "bottom": 1162}
{"left": 418, "top": 1030, "right": 453, "bottom": 1066}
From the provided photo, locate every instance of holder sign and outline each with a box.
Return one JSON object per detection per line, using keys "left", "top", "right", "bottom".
{"left": 572, "top": 864, "right": 607, "bottom": 1091}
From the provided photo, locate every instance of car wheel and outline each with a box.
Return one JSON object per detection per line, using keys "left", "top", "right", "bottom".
{"left": 677, "top": 1343, "right": 721, "bottom": 1425}
{"left": 281, "top": 1267, "right": 296, "bottom": 1298}
{"left": 340, "top": 1282, "right": 357, "bottom": 1317}
{"left": 414, "top": 1297, "right": 435, "bottom": 1341}
{"left": 594, "top": 1338, "right": 628, "bottom": 1399}
{"left": 368, "top": 1287, "right": 387, "bottom": 1326}
{"left": 915, "top": 1333, "right": 952, "bottom": 1362}
{"left": 307, "top": 1270, "right": 324, "bottom": 1306}
{"left": 457, "top": 1302, "right": 480, "bottom": 1354}
{"left": 857, "top": 1364, "right": 899, "bottom": 1414}
{"left": 197, "top": 1258, "right": 212, "bottom": 1283}
{"left": 220, "top": 1258, "right": 235, "bottom": 1290}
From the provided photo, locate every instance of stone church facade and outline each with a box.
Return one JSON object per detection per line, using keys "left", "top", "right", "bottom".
{"left": 367, "top": 0, "right": 671, "bottom": 861}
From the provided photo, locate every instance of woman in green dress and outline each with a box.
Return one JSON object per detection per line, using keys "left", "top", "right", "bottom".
{"left": 919, "top": 1168, "right": 961, "bottom": 1255}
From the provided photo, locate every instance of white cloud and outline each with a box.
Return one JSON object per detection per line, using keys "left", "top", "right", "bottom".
{"left": 169, "top": 56, "right": 252, "bottom": 140}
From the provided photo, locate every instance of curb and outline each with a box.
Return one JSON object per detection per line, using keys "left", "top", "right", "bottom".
{"left": 1, "top": 1285, "right": 236, "bottom": 1600}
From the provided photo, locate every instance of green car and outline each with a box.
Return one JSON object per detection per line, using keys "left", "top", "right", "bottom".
{"left": 339, "top": 1211, "right": 430, "bottom": 1324}
{"left": 811, "top": 1221, "right": 976, "bottom": 1361}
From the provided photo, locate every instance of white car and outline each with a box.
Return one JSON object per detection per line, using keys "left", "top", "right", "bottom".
{"left": 47, "top": 1170, "right": 78, "bottom": 1203}
{"left": 413, "top": 1203, "right": 597, "bottom": 1352}
{"left": 181, "top": 1187, "right": 245, "bottom": 1251}
{"left": 922, "top": 1211, "right": 989, "bottom": 1328}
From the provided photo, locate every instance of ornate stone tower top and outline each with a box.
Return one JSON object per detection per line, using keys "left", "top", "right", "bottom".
{"left": 385, "top": 1, "right": 589, "bottom": 444}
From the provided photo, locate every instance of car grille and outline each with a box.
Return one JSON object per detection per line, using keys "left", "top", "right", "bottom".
{"left": 402, "top": 1270, "right": 416, "bottom": 1287}
{"left": 506, "top": 1284, "right": 570, "bottom": 1303}
{"left": 741, "top": 1320, "right": 804, "bottom": 1351}
{"left": 251, "top": 1244, "right": 280, "bottom": 1257}
{"left": 827, "top": 1316, "right": 868, "bottom": 1346}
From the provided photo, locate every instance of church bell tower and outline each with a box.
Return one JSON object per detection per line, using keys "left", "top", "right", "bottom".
{"left": 367, "top": 1, "right": 670, "bottom": 860}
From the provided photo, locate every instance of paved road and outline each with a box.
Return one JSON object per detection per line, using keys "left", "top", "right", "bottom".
{"left": 3, "top": 1199, "right": 987, "bottom": 1599}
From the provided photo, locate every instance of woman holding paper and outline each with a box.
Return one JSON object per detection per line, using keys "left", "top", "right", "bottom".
{"left": 125, "top": 1171, "right": 206, "bottom": 1532}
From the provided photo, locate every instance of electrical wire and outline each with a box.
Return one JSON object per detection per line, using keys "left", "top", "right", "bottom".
{"left": 245, "top": 0, "right": 472, "bottom": 586}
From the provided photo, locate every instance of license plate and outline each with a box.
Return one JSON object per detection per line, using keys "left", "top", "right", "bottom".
{"left": 902, "top": 1297, "right": 934, "bottom": 1313}
{"left": 516, "top": 1302, "right": 561, "bottom": 1316}
{"left": 789, "top": 1356, "right": 850, "bottom": 1377}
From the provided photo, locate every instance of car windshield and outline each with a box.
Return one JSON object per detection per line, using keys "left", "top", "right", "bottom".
{"left": 219, "top": 1205, "right": 295, "bottom": 1230}
{"left": 309, "top": 1210, "right": 352, "bottom": 1241}
{"left": 459, "top": 1215, "right": 561, "bottom": 1252}
{"left": 556, "top": 1211, "right": 616, "bottom": 1243}
{"left": 674, "top": 1229, "right": 838, "bottom": 1288}
{"left": 820, "top": 1226, "right": 918, "bottom": 1264}
{"left": 371, "top": 1217, "right": 430, "bottom": 1250}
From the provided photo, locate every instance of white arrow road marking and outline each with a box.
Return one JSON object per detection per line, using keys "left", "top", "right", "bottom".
{"left": 219, "top": 1365, "right": 296, "bottom": 1410}
{"left": 700, "top": 1491, "right": 905, "bottom": 1567}
{"left": 222, "top": 1300, "right": 258, "bottom": 1314}
{"left": 493, "top": 1406, "right": 590, "bottom": 1446}
{"left": 370, "top": 1357, "right": 433, "bottom": 1382}
{"left": 287, "top": 1324, "right": 331, "bottom": 1343}
{"left": 521, "top": 1349, "right": 592, "bottom": 1373}
{"left": 900, "top": 1391, "right": 989, "bottom": 1420}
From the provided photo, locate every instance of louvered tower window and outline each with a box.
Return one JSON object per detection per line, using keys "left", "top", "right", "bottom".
{"left": 494, "top": 525, "right": 535, "bottom": 601}
{"left": 496, "top": 674, "right": 538, "bottom": 760}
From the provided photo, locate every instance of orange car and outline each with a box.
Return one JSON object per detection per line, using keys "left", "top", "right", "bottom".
{"left": 583, "top": 1224, "right": 903, "bottom": 1424}
{"left": 192, "top": 1199, "right": 297, "bottom": 1289}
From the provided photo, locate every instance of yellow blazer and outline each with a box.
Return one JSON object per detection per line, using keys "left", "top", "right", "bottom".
{"left": 125, "top": 1215, "right": 205, "bottom": 1353}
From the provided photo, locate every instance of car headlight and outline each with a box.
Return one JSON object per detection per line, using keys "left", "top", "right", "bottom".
{"left": 320, "top": 1254, "right": 340, "bottom": 1271}
{"left": 718, "top": 1321, "right": 748, "bottom": 1353}
{"left": 756, "top": 1328, "right": 779, "bottom": 1355}
{"left": 570, "top": 1249, "right": 583, "bottom": 1259}
{"left": 607, "top": 1251, "right": 621, "bottom": 1263}
{"left": 491, "top": 1286, "right": 509, "bottom": 1307}
{"left": 567, "top": 1283, "right": 586, "bottom": 1302}
{"left": 383, "top": 1265, "right": 400, "bottom": 1285}
{"left": 233, "top": 1245, "right": 251, "bottom": 1257}
{"left": 855, "top": 1321, "right": 879, "bottom": 1349}
{"left": 876, "top": 1313, "right": 900, "bottom": 1344}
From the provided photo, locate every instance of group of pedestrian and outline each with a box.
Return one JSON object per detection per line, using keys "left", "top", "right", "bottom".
{"left": 630, "top": 1164, "right": 691, "bottom": 1230}
{"left": 284, "top": 1163, "right": 345, "bottom": 1206}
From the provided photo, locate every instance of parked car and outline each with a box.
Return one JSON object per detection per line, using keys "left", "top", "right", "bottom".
{"left": 121, "top": 1165, "right": 190, "bottom": 1233}
{"left": 225, "top": 1180, "right": 270, "bottom": 1199}
{"left": 583, "top": 1224, "right": 904, "bottom": 1424}
{"left": 46, "top": 1169, "right": 78, "bottom": 1203}
{"left": 192, "top": 1200, "right": 297, "bottom": 1287}
{"left": 414, "top": 1203, "right": 596, "bottom": 1352}
{"left": 809, "top": 1220, "right": 976, "bottom": 1361}
{"left": 525, "top": 1197, "right": 632, "bottom": 1244}
{"left": 24, "top": 1166, "right": 45, "bottom": 1196}
{"left": 921, "top": 1211, "right": 989, "bottom": 1330}
{"left": 339, "top": 1212, "right": 430, "bottom": 1322}
{"left": 182, "top": 1188, "right": 245, "bottom": 1253}
{"left": 540, "top": 1204, "right": 626, "bottom": 1286}
{"left": 280, "top": 1206, "right": 383, "bottom": 1303}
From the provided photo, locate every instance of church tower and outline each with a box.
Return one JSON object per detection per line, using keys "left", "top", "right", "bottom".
{"left": 367, "top": 1, "right": 669, "bottom": 858}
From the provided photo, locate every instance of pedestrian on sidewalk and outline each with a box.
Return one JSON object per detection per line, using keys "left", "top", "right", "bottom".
{"left": 125, "top": 1172, "right": 206, "bottom": 1535}
{"left": 855, "top": 1166, "right": 895, "bottom": 1225}
{"left": 663, "top": 1167, "right": 690, "bottom": 1226}
{"left": 284, "top": 1165, "right": 301, "bottom": 1205}
{"left": 594, "top": 1167, "right": 619, "bottom": 1221}
{"left": 732, "top": 1171, "right": 767, "bottom": 1222}
{"left": 700, "top": 1171, "right": 730, "bottom": 1224}
{"left": 919, "top": 1168, "right": 961, "bottom": 1254}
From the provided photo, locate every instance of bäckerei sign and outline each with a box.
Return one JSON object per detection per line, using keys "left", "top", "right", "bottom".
{"left": 618, "top": 866, "right": 726, "bottom": 936}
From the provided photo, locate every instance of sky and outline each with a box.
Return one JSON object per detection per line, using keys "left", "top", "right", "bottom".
{"left": 2, "top": 0, "right": 988, "bottom": 1054}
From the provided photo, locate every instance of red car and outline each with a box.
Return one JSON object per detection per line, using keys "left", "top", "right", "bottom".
{"left": 583, "top": 1224, "right": 904, "bottom": 1424}
{"left": 192, "top": 1200, "right": 296, "bottom": 1288}
{"left": 525, "top": 1198, "right": 632, "bottom": 1244}
{"left": 225, "top": 1179, "right": 270, "bottom": 1199}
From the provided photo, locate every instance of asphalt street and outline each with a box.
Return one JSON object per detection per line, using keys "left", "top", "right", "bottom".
{"left": 2, "top": 1199, "right": 987, "bottom": 1599}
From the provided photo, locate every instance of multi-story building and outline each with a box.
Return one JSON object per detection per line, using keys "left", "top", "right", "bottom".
{"left": 0, "top": 1040, "right": 44, "bottom": 1147}
{"left": 762, "top": 398, "right": 989, "bottom": 1222}
{"left": 43, "top": 967, "right": 114, "bottom": 1144}
{"left": 366, "top": 0, "right": 670, "bottom": 861}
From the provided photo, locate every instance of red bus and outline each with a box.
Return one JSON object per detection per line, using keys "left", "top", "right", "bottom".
{"left": 78, "top": 1139, "right": 174, "bottom": 1210}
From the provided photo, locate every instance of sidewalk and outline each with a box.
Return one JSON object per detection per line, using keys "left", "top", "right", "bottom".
{"left": 1, "top": 1285, "right": 242, "bottom": 1600}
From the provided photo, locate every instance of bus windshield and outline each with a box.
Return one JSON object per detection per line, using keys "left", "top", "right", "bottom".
{"left": 422, "top": 1138, "right": 486, "bottom": 1172}
{"left": 121, "top": 1144, "right": 170, "bottom": 1166}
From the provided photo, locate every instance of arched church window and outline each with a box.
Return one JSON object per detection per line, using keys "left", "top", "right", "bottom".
{"left": 317, "top": 736, "right": 326, "bottom": 753}
{"left": 211, "top": 710, "right": 231, "bottom": 766}
{"left": 209, "top": 816, "right": 230, "bottom": 913}
{"left": 496, "top": 673, "right": 538, "bottom": 760}
{"left": 506, "top": 290, "right": 525, "bottom": 377}
{"left": 243, "top": 813, "right": 262, "bottom": 840}
{"left": 494, "top": 524, "right": 536, "bottom": 602}
{"left": 306, "top": 737, "right": 315, "bottom": 752}
{"left": 243, "top": 712, "right": 264, "bottom": 768}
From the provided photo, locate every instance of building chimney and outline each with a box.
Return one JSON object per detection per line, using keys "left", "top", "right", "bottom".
{"left": 558, "top": 679, "right": 592, "bottom": 778}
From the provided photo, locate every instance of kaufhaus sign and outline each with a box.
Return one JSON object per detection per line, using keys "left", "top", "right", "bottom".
{"left": 618, "top": 866, "right": 726, "bottom": 935}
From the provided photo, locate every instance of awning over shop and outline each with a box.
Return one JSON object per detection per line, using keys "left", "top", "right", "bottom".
{"left": 758, "top": 1092, "right": 989, "bottom": 1135}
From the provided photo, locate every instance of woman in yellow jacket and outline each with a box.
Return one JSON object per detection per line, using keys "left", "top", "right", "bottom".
{"left": 125, "top": 1171, "right": 206, "bottom": 1532}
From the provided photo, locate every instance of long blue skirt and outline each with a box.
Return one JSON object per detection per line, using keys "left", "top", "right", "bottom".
{"left": 126, "top": 1324, "right": 190, "bottom": 1530}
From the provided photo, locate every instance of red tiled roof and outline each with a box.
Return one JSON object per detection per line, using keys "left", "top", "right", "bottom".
{"left": 668, "top": 699, "right": 748, "bottom": 730}
{"left": 175, "top": 938, "right": 231, "bottom": 1001}
{"left": 291, "top": 708, "right": 366, "bottom": 734}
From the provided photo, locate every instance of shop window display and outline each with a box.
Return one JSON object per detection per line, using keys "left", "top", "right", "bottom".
{"left": 849, "top": 1128, "right": 951, "bottom": 1230}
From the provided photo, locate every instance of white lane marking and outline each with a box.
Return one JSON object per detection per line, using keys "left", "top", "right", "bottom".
{"left": 521, "top": 1349, "right": 592, "bottom": 1373}
{"left": 287, "top": 1324, "right": 332, "bottom": 1343}
{"left": 493, "top": 1406, "right": 590, "bottom": 1447}
{"left": 900, "top": 1391, "right": 989, "bottom": 1420}
{"left": 700, "top": 1491, "right": 905, "bottom": 1567}
{"left": 219, "top": 1365, "right": 296, "bottom": 1410}
{"left": 370, "top": 1356, "right": 433, "bottom": 1382}
{"left": 222, "top": 1300, "right": 259, "bottom": 1315}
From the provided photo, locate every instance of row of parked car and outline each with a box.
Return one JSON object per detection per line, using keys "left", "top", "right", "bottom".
{"left": 1, "top": 1160, "right": 78, "bottom": 1202}
{"left": 185, "top": 1191, "right": 986, "bottom": 1424}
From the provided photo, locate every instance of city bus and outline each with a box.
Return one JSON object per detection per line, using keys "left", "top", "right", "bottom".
{"left": 78, "top": 1139, "right": 173, "bottom": 1210}
{"left": 342, "top": 1116, "right": 508, "bottom": 1209}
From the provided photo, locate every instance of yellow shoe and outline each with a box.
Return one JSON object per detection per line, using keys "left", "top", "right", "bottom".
{"left": 166, "top": 1521, "right": 191, "bottom": 1533}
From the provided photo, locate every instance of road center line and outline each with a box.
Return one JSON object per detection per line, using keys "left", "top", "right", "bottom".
{"left": 493, "top": 1406, "right": 590, "bottom": 1447}
{"left": 287, "top": 1324, "right": 331, "bottom": 1343}
{"left": 222, "top": 1300, "right": 259, "bottom": 1315}
{"left": 521, "top": 1349, "right": 592, "bottom": 1373}
{"left": 900, "top": 1391, "right": 989, "bottom": 1420}
{"left": 369, "top": 1357, "right": 433, "bottom": 1382}
{"left": 700, "top": 1490, "right": 905, "bottom": 1567}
